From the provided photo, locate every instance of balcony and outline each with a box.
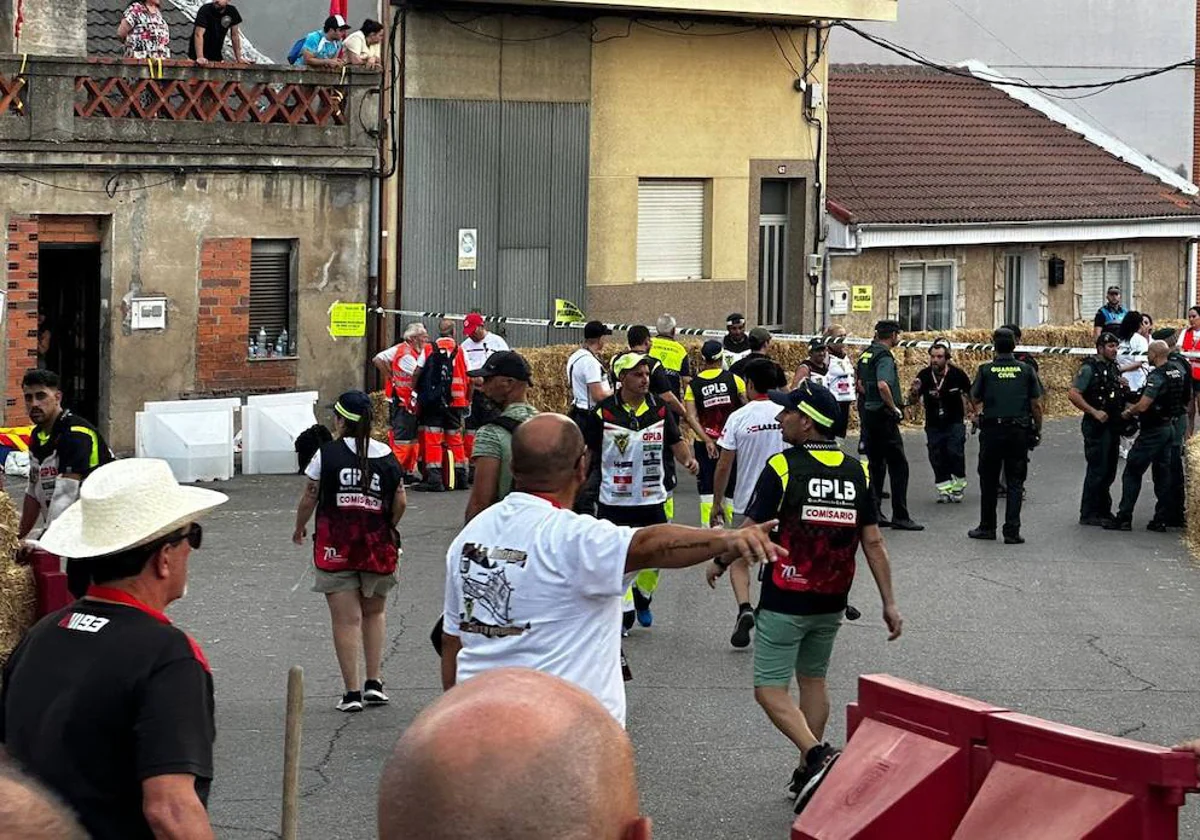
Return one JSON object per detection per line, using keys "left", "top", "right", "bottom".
{"left": 0, "top": 55, "right": 379, "bottom": 171}
{"left": 441, "top": 0, "right": 897, "bottom": 23}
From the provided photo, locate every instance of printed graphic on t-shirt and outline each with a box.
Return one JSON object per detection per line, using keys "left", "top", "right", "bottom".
{"left": 458, "top": 543, "right": 530, "bottom": 638}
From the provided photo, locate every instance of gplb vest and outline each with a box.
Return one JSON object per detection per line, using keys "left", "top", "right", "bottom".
{"left": 767, "top": 443, "right": 870, "bottom": 596}
{"left": 690, "top": 369, "right": 741, "bottom": 439}
{"left": 649, "top": 336, "right": 689, "bottom": 398}
{"left": 388, "top": 342, "right": 431, "bottom": 407}
{"left": 314, "top": 440, "right": 403, "bottom": 574}
{"left": 596, "top": 396, "right": 670, "bottom": 507}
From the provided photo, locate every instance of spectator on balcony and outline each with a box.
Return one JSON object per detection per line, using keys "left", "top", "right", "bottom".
{"left": 296, "top": 15, "right": 351, "bottom": 69}
{"left": 188, "top": 0, "right": 244, "bottom": 65}
{"left": 343, "top": 19, "right": 384, "bottom": 68}
{"left": 118, "top": 0, "right": 171, "bottom": 60}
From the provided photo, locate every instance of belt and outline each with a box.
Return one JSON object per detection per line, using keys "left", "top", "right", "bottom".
{"left": 979, "top": 416, "right": 1030, "bottom": 428}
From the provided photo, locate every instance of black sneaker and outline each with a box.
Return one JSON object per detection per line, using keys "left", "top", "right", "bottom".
{"left": 890, "top": 519, "right": 924, "bottom": 532}
{"left": 364, "top": 679, "right": 389, "bottom": 705}
{"left": 1146, "top": 520, "right": 1169, "bottom": 533}
{"left": 1079, "top": 515, "right": 1111, "bottom": 527}
{"left": 1003, "top": 532, "right": 1025, "bottom": 545}
{"left": 730, "top": 607, "right": 755, "bottom": 648}
{"left": 1103, "top": 516, "right": 1132, "bottom": 532}
{"left": 968, "top": 527, "right": 996, "bottom": 540}
{"left": 794, "top": 743, "right": 841, "bottom": 814}
{"left": 336, "top": 691, "right": 364, "bottom": 713}
{"left": 787, "top": 763, "right": 808, "bottom": 800}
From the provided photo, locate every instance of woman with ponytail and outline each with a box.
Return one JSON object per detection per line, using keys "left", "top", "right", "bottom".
{"left": 294, "top": 391, "right": 407, "bottom": 712}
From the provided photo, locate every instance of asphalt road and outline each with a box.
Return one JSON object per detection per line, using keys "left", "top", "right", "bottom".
{"left": 174, "top": 418, "right": 1200, "bottom": 839}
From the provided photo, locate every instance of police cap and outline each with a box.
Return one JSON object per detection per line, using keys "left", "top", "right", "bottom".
{"left": 1096, "top": 330, "right": 1119, "bottom": 346}
{"left": 1151, "top": 327, "right": 1178, "bottom": 342}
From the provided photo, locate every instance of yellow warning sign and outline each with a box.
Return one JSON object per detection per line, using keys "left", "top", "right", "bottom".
{"left": 554, "top": 298, "right": 586, "bottom": 325}
{"left": 851, "top": 285, "right": 873, "bottom": 312}
{"left": 329, "top": 302, "right": 367, "bottom": 338}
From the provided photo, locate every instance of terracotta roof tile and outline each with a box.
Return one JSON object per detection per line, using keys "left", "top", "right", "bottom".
{"left": 828, "top": 65, "right": 1200, "bottom": 225}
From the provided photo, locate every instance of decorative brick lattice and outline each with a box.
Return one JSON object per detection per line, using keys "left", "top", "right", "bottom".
{"left": 5, "top": 218, "right": 39, "bottom": 421}
{"left": 0, "top": 75, "right": 26, "bottom": 117}
{"left": 74, "top": 77, "right": 346, "bottom": 125}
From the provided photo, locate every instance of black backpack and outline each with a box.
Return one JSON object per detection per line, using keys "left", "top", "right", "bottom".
{"left": 416, "top": 345, "right": 456, "bottom": 409}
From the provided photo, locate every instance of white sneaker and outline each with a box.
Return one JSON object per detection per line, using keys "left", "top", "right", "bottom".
{"left": 364, "top": 680, "right": 389, "bottom": 705}
{"left": 336, "top": 691, "right": 364, "bottom": 713}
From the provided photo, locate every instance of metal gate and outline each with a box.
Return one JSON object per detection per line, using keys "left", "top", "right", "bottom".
{"left": 758, "top": 215, "right": 788, "bottom": 330}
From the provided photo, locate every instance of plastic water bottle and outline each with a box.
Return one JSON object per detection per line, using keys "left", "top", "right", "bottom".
{"left": 248, "top": 338, "right": 257, "bottom": 358}
{"left": 257, "top": 326, "right": 268, "bottom": 354}
{"left": 276, "top": 328, "right": 289, "bottom": 357}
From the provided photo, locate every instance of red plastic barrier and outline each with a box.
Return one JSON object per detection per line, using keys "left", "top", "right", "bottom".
{"left": 29, "top": 548, "right": 72, "bottom": 619}
{"left": 792, "top": 675, "right": 1006, "bottom": 840}
{"left": 953, "top": 712, "right": 1200, "bottom": 840}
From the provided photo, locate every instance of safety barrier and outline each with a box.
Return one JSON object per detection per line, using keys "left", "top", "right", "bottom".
{"left": 135, "top": 398, "right": 240, "bottom": 483}
{"left": 792, "top": 675, "right": 1200, "bottom": 840}
{"left": 242, "top": 392, "right": 319, "bottom": 475}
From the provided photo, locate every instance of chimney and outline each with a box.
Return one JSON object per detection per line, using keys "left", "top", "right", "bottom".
{"left": 17, "top": 0, "right": 87, "bottom": 56}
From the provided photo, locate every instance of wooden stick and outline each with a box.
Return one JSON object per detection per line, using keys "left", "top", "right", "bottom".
{"left": 281, "top": 665, "right": 304, "bottom": 840}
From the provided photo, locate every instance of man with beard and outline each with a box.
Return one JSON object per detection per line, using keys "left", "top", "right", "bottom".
{"left": 908, "top": 339, "right": 972, "bottom": 503}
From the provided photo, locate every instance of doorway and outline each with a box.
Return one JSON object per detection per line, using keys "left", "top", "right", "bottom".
{"left": 37, "top": 245, "right": 102, "bottom": 424}
{"left": 1004, "top": 249, "right": 1041, "bottom": 328}
{"left": 758, "top": 179, "right": 790, "bottom": 330}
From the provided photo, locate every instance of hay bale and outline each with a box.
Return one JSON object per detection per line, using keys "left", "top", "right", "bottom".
{"left": 0, "top": 490, "right": 33, "bottom": 667}
{"left": 1186, "top": 436, "right": 1200, "bottom": 563}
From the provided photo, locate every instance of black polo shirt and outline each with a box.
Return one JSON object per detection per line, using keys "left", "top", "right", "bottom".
{"left": 1, "top": 590, "right": 215, "bottom": 840}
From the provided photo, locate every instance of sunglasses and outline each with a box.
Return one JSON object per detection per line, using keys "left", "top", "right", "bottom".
{"left": 160, "top": 522, "right": 203, "bottom": 551}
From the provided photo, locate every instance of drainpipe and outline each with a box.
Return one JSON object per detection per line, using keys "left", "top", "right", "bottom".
{"left": 366, "top": 176, "right": 381, "bottom": 390}
{"left": 1188, "top": 239, "right": 1198, "bottom": 311}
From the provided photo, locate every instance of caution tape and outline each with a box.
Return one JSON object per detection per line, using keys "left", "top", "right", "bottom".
{"left": 375, "top": 307, "right": 1192, "bottom": 360}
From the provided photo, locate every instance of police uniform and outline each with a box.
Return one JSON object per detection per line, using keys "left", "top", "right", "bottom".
{"left": 970, "top": 352, "right": 1043, "bottom": 540}
{"left": 1073, "top": 351, "right": 1126, "bottom": 523}
{"left": 1110, "top": 359, "right": 1187, "bottom": 529}
{"left": 857, "top": 333, "right": 914, "bottom": 524}
{"left": 1159, "top": 344, "right": 1191, "bottom": 526}
{"left": 686, "top": 366, "right": 745, "bottom": 525}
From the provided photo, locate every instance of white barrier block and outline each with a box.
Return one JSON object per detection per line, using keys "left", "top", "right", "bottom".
{"left": 136, "top": 398, "right": 239, "bottom": 483}
{"left": 243, "top": 391, "right": 320, "bottom": 475}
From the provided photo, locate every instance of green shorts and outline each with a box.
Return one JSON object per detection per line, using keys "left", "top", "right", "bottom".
{"left": 312, "top": 568, "right": 398, "bottom": 599}
{"left": 753, "top": 608, "right": 842, "bottom": 686}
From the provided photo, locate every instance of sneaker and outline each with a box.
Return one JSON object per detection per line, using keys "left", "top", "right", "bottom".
{"left": 794, "top": 743, "right": 842, "bottom": 814}
{"left": 937, "top": 492, "right": 951, "bottom": 504}
{"left": 950, "top": 490, "right": 964, "bottom": 503}
{"left": 968, "top": 527, "right": 996, "bottom": 540}
{"left": 622, "top": 610, "right": 635, "bottom": 633}
{"left": 1103, "top": 516, "right": 1132, "bottom": 532}
{"left": 1079, "top": 515, "right": 1110, "bottom": 527}
{"left": 1003, "top": 532, "right": 1025, "bottom": 545}
{"left": 787, "top": 763, "right": 807, "bottom": 799}
{"left": 336, "top": 691, "right": 364, "bottom": 713}
{"left": 632, "top": 588, "right": 653, "bottom": 628}
{"left": 1146, "top": 520, "right": 1169, "bottom": 533}
{"left": 363, "top": 680, "right": 389, "bottom": 705}
{"left": 730, "top": 607, "right": 755, "bottom": 648}
{"left": 890, "top": 519, "right": 925, "bottom": 532}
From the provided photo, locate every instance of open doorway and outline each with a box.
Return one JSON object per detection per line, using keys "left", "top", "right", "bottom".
{"left": 37, "top": 245, "right": 102, "bottom": 424}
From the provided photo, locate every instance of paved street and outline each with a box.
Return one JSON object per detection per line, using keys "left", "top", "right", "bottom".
{"left": 177, "top": 418, "right": 1200, "bottom": 840}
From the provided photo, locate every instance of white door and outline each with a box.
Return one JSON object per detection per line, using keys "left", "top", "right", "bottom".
{"left": 758, "top": 215, "right": 787, "bottom": 330}
{"left": 1004, "top": 249, "right": 1041, "bottom": 327}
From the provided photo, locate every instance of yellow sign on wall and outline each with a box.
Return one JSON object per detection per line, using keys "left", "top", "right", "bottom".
{"left": 329, "top": 302, "right": 367, "bottom": 338}
{"left": 851, "top": 285, "right": 873, "bottom": 312}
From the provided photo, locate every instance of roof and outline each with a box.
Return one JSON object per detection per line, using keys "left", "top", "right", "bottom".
{"left": 86, "top": 0, "right": 271, "bottom": 63}
{"left": 827, "top": 63, "right": 1200, "bottom": 226}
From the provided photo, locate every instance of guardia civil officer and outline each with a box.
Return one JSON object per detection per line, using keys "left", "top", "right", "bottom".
{"left": 1105, "top": 340, "right": 1187, "bottom": 531}
{"left": 968, "top": 328, "right": 1044, "bottom": 544}
{"left": 857, "top": 320, "right": 923, "bottom": 530}
{"left": 1067, "top": 331, "right": 1126, "bottom": 526}
{"left": 1154, "top": 327, "right": 1190, "bottom": 528}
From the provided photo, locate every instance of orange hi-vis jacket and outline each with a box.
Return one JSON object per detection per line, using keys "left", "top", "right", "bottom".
{"left": 387, "top": 342, "right": 431, "bottom": 407}
{"left": 435, "top": 337, "right": 471, "bottom": 409}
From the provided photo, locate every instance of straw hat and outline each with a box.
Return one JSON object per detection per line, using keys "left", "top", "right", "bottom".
{"left": 38, "top": 459, "right": 228, "bottom": 559}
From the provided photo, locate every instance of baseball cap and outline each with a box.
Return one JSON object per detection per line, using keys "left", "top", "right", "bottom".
{"left": 1151, "top": 327, "right": 1178, "bottom": 342}
{"left": 468, "top": 350, "right": 531, "bottom": 382}
{"left": 875, "top": 319, "right": 902, "bottom": 336}
{"left": 325, "top": 13, "right": 350, "bottom": 30}
{"left": 1097, "top": 330, "right": 1119, "bottom": 346}
{"left": 749, "top": 326, "right": 773, "bottom": 343}
{"left": 768, "top": 381, "right": 840, "bottom": 430}
{"left": 612, "top": 352, "right": 651, "bottom": 378}
{"left": 334, "top": 390, "right": 372, "bottom": 423}
{"left": 584, "top": 320, "right": 612, "bottom": 340}
{"left": 726, "top": 313, "right": 746, "bottom": 327}
{"left": 463, "top": 313, "right": 485, "bottom": 333}
{"left": 808, "top": 336, "right": 827, "bottom": 350}
{"left": 1107, "top": 286, "right": 1121, "bottom": 294}
{"left": 701, "top": 339, "right": 723, "bottom": 360}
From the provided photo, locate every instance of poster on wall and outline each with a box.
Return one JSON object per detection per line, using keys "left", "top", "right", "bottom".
{"left": 457, "top": 229, "right": 477, "bottom": 271}
{"left": 852, "top": 285, "right": 873, "bottom": 312}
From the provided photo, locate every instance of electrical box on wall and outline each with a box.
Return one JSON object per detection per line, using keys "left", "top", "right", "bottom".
{"left": 828, "top": 283, "right": 850, "bottom": 316}
{"left": 806, "top": 81, "right": 824, "bottom": 111}
{"left": 131, "top": 297, "right": 167, "bottom": 330}
{"left": 807, "top": 254, "right": 824, "bottom": 277}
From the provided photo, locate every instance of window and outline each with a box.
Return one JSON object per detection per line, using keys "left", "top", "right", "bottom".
{"left": 249, "top": 239, "right": 297, "bottom": 356}
{"left": 636, "top": 180, "right": 707, "bottom": 281}
{"left": 898, "top": 262, "right": 953, "bottom": 332}
{"left": 1082, "top": 256, "right": 1132, "bottom": 319}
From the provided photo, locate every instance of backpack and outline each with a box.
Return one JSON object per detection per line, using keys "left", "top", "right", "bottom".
{"left": 416, "top": 344, "right": 456, "bottom": 409}
{"left": 486, "top": 415, "right": 523, "bottom": 435}
{"left": 286, "top": 35, "right": 307, "bottom": 65}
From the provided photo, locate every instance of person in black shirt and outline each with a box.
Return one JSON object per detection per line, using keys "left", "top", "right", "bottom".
{"left": 908, "top": 339, "right": 972, "bottom": 503}
{"left": 729, "top": 327, "right": 774, "bottom": 378}
{"left": 1, "top": 458, "right": 227, "bottom": 840}
{"left": 188, "top": 0, "right": 244, "bottom": 64}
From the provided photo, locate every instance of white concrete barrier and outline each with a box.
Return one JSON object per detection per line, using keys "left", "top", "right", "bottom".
{"left": 135, "top": 398, "right": 240, "bottom": 483}
{"left": 243, "top": 391, "right": 320, "bottom": 475}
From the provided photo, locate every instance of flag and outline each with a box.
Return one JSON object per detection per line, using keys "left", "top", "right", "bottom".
{"left": 329, "top": 0, "right": 348, "bottom": 20}
{"left": 554, "top": 299, "right": 586, "bottom": 326}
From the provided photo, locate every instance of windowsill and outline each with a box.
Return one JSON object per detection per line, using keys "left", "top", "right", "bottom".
{"left": 247, "top": 355, "right": 299, "bottom": 362}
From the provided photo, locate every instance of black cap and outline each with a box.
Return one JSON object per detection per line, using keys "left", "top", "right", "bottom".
{"left": 701, "top": 339, "right": 723, "bottom": 360}
{"left": 584, "top": 320, "right": 612, "bottom": 340}
{"left": 1097, "top": 330, "right": 1119, "bottom": 346}
{"left": 808, "top": 336, "right": 828, "bottom": 350}
{"left": 726, "top": 313, "right": 746, "bottom": 326}
{"left": 468, "top": 350, "right": 531, "bottom": 383}
{"left": 1151, "top": 327, "right": 1178, "bottom": 342}
{"left": 334, "top": 390, "right": 372, "bottom": 423}
{"left": 768, "top": 381, "right": 840, "bottom": 430}
{"left": 1107, "top": 286, "right": 1122, "bottom": 294}
{"left": 875, "top": 320, "right": 902, "bottom": 335}
{"left": 324, "top": 13, "right": 351, "bottom": 30}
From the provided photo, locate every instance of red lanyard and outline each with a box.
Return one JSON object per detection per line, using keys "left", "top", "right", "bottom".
{"left": 85, "top": 585, "right": 171, "bottom": 625}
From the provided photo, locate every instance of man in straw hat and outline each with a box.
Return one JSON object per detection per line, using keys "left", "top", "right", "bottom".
{"left": 1, "top": 458, "right": 226, "bottom": 840}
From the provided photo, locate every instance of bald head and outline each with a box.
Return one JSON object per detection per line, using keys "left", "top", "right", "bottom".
{"left": 438, "top": 318, "right": 455, "bottom": 338}
{"left": 1149, "top": 339, "right": 1169, "bottom": 364}
{"left": 512, "top": 414, "right": 586, "bottom": 493}
{"left": 0, "top": 765, "right": 87, "bottom": 839}
{"left": 379, "top": 669, "right": 648, "bottom": 840}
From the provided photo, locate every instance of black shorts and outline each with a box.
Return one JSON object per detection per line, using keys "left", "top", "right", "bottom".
{"left": 389, "top": 400, "right": 418, "bottom": 442}
{"left": 694, "top": 441, "right": 737, "bottom": 497}
{"left": 597, "top": 502, "right": 668, "bottom": 528}
{"left": 421, "top": 405, "right": 464, "bottom": 432}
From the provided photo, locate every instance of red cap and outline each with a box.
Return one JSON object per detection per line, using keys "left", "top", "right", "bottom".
{"left": 464, "top": 313, "right": 485, "bottom": 333}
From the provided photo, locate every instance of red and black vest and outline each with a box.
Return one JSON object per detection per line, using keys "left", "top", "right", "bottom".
{"left": 314, "top": 440, "right": 403, "bottom": 575}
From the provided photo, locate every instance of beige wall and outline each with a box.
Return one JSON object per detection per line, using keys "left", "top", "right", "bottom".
{"left": 829, "top": 238, "right": 1192, "bottom": 336}
{"left": 586, "top": 23, "right": 821, "bottom": 332}
{"left": 0, "top": 172, "right": 370, "bottom": 452}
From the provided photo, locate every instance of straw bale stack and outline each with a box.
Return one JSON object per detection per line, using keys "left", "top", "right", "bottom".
{"left": 1186, "top": 436, "right": 1200, "bottom": 563}
{"left": 0, "top": 490, "right": 33, "bottom": 667}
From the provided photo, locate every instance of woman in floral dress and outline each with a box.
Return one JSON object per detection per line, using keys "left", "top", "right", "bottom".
{"left": 118, "top": 0, "right": 171, "bottom": 59}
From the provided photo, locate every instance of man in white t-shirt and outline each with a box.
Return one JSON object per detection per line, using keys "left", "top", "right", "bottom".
{"left": 441, "top": 413, "right": 784, "bottom": 725}
{"left": 567, "top": 321, "right": 613, "bottom": 516}
{"left": 461, "top": 313, "right": 511, "bottom": 464}
{"left": 824, "top": 325, "right": 856, "bottom": 439}
{"left": 711, "top": 357, "right": 788, "bottom": 649}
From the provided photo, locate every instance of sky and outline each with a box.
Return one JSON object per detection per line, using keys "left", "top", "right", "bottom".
{"left": 830, "top": 0, "right": 1195, "bottom": 176}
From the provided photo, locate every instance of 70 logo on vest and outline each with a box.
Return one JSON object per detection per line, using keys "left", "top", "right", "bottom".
{"left": 340, "top": 468, "right": 382, "bottom": 492}
{"left": 808, "top": 478, "right": 857, "bottom": 501}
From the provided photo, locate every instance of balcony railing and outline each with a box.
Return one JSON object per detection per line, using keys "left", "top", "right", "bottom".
{"left": 0, "top": 55, "right": 378, "bottom": 169}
